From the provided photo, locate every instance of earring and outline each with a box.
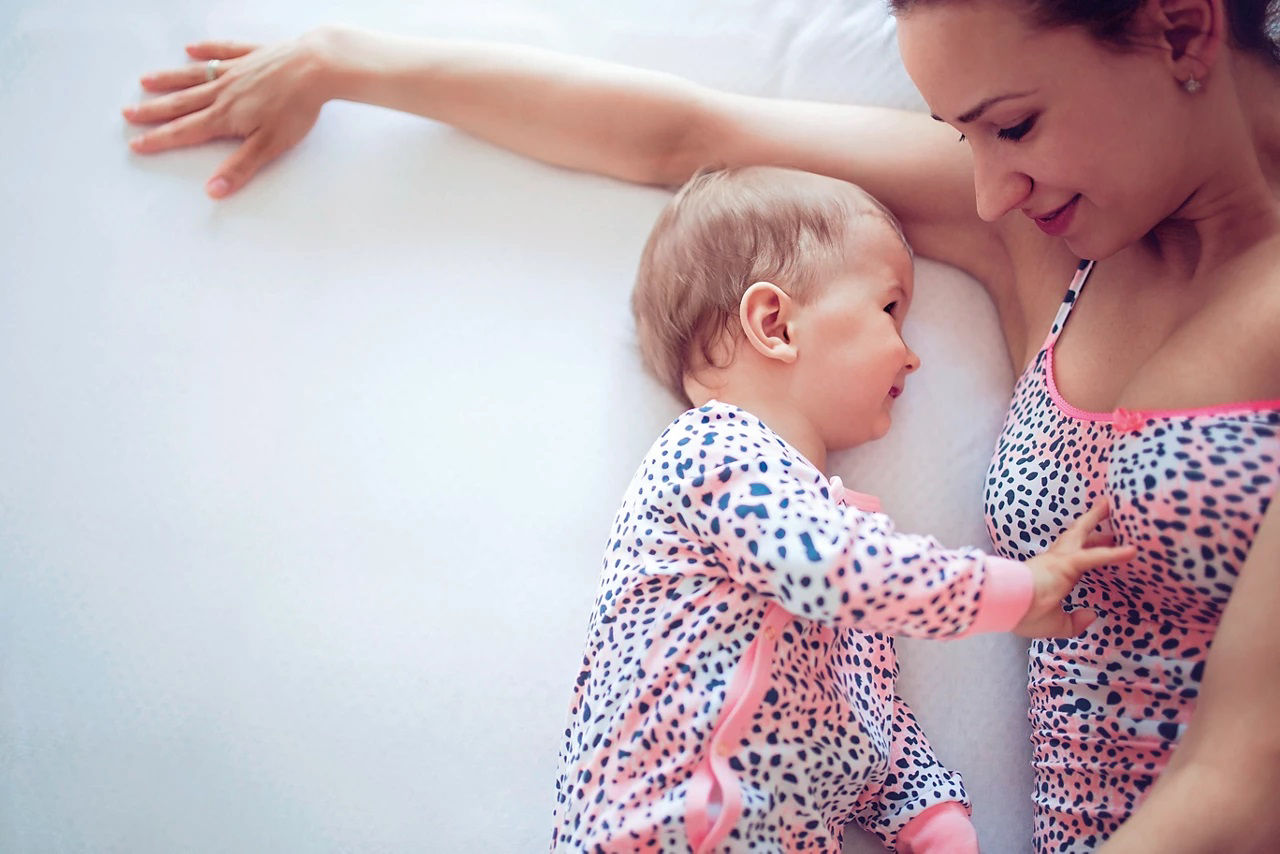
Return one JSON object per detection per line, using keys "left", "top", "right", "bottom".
{"left": 1183, "top": 76, "right": 1202, "bottom": 93}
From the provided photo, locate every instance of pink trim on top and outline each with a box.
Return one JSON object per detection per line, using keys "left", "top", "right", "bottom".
{"left": 685, "top": 604, "right": 791, "bottom": 853}
{"left": 954, "top": 557, "right": 1032, "bottom": 638}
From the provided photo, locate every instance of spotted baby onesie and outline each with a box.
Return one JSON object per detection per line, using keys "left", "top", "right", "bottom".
{"left": 552, "top": 401, "right": 1033, "bottom": 852}
{"left": 984, "top": 260, "right": 1280, "bottom": 851}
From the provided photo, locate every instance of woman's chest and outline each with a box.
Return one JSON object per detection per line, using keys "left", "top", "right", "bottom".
{"left": 986, "top": 373, "right": 1280, "bottom": 626}
{"left": 1048, "top": 262, "right": 1280, "bottom": 414}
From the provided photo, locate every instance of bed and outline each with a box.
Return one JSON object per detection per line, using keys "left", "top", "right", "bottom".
{"left": 0, "top": 0, "right": 1030, "bottom": 850}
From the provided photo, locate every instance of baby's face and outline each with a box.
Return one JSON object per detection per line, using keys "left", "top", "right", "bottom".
{"left": 789, "top": 218, "right": 919, "bottom": 449}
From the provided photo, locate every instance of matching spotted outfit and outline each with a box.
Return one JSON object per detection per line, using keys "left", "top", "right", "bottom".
{"left": 985, "top": 260, "right": 1280, "bottom": 852}
{"left": 552, "top": 401, "right": 1033, "bottom": 852}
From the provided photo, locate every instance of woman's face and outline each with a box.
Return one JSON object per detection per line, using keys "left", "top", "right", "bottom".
{"left": 896, "top": 1, "right": 1198, "bottom": 260}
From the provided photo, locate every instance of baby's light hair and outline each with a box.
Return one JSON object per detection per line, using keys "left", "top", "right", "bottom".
{"left": 632, "top": 166, "right": 908, "bottom": 405}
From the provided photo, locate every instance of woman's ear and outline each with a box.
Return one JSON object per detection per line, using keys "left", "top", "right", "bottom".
{"left": 739, "top": 281, "right": 798, "bottom": 364}
{"left": 1144, "top": 0, "right": 1224, "bottom": 81}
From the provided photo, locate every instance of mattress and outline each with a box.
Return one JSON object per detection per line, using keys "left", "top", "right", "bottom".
{"left": 0, "top": 1, "right": 1029, "bottom": 850}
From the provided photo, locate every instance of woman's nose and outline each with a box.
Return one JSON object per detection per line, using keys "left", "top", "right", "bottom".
{"left": 972, "top": 149, "right": 1032, "bottom": 223}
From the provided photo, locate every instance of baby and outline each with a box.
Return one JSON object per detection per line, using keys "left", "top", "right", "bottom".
{"left": 551, "top": 167, "right": 1131, "bottom": 853}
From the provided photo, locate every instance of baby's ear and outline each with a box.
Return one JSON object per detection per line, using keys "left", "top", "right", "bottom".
{"left": 739, "top": 281, "right": 798, "bottom": 364}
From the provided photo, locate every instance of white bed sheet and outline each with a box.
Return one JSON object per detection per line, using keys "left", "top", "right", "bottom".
{"left": 0, "top": 1, "right": 1030, "bottom": 851}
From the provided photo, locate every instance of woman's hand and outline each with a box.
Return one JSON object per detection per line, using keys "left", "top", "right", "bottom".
{"left": 123, "top": 33, "right": 334, "bottom": 198}
{"left": 1015, "top": 500, "right": 1136, "bottom": 638}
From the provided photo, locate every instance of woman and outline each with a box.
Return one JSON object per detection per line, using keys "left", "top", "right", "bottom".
{"left": 124, "top": 1, "right": 1280, "bottom": 850}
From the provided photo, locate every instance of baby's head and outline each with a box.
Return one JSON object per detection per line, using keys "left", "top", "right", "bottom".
{"left": 633, "top": 166, "right": 919, "bottom": 451}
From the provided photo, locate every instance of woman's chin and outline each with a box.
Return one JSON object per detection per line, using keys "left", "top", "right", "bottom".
{"left": 1062, "top": 220, "right": 1145, "bottom": 264}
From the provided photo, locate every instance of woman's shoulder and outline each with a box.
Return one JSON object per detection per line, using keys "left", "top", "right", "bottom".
{"left": 1162, "top": 232, "right": 1280, "bottom": 404}
{"left": 1219, "top": 232, "right": 1280, "bottom": 338}
{"left": 1234, "top": 229, "right": 1280, "bottom": 285}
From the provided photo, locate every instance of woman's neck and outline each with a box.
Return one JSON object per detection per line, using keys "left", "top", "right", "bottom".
{"left": 1236, "top": 53, "right": 1280, "bottom": 196}
{"left": 1149, "top": 54, "right": 1280, "bottom": 280}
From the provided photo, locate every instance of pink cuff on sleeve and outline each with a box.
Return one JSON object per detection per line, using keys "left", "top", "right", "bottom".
{"left": 955, "top": 556, "right": 1032, "bottom": 638}
{"left": 896, "top": 801, "right": 978, "bottom": 853}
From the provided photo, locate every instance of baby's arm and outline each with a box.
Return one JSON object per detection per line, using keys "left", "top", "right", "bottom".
{"left": 850, "top": 691, "right": 977, "bottom": 853}
{"left": 661, "top": 440, "right": 1027, "bottom": 638}
{"left": 658, "top": 417, "right": 1133, "bottom": 638}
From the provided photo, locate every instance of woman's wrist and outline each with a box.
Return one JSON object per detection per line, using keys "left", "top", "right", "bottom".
{"left": 303, "top": 25, "right": 415, "bottom": 107}
{"left": 303, "top": 26, "right": 458, "bottom": 117}
{"left": 299, "top": 25, "right": 359, "bottom": 104}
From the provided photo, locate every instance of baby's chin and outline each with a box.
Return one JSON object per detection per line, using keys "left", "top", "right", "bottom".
{"left": 862, "top": 413, "right": 896, "bottom": 446}
{"left": 830, "top": 419, "right": 891, "bottom": 452}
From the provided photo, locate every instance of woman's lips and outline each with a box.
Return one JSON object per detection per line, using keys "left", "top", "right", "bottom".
{"left": 1030, "top": 194, "right": 1081, "bottom": 236}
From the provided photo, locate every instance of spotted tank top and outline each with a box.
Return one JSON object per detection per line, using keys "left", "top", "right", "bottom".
{"left": 983, "top": 259, "right": 1280, "bottom": 852}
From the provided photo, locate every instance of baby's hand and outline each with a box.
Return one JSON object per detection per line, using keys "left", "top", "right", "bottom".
{"left": 1014, "top": 500, "right": 1136, "bottom": 638}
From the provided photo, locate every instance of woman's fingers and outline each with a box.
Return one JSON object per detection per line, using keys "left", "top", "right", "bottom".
{"left": 139, "top": 63, "right": 219, "bottom": 93}
{"left": 206, "top": 132, "right": 283, "bottom": 198}
{"left": 127, "top": 37, "right": 325, "bottom": 196}
{"left": 129, "top": 110, "right": 218, "bottom": 154}
{"left": 137, "top": 43, "right": 258, "bottom": 93}
{"left": 185, "top": 41, "right": 259, "bottom": 61}
{"left": 123, "top": 82, "right": 217, "bottom": 124}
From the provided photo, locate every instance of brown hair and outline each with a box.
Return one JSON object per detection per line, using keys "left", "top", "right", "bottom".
{"left": 631, "top": 166, "right": 906, "bottom": 405}
{"left": 887, "top": 0, "right": 1280, "bottom": 66}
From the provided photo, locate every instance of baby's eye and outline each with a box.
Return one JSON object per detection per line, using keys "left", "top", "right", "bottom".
{"left": 957, "top": 133, "right": 966, "bottom": 143}
{"left": 884, "top": 301, "right": 898, "bottom": 315}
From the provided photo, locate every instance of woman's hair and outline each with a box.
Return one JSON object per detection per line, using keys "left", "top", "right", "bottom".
{"left": 631, "top": 166, "right": 905, "bottom": 405}
{"left": 887, "top": 1, "right": 1280, "bottom": 67}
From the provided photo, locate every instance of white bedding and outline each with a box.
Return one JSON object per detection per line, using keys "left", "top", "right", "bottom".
{"left": 0, "top": 1, "right": 1030, "bottom": 851}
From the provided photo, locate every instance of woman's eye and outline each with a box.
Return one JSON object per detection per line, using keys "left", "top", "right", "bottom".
{"left": 997, "top": 115, "right": 1036, "bottom": 141}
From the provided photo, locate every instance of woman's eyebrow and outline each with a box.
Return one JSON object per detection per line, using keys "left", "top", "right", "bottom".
{"left": 930, "top": 90, "right": 1037, "bottom": 124}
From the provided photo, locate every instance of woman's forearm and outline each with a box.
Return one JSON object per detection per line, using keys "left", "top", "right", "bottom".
{"left": 1103, "top": 502, "right": 1280, "bottom": 853}
{"left": 1099, "top": 759, "right": 1279, "bottom": 852}
{"left": 310, "top": 25, "right": 713, "bottom": 186}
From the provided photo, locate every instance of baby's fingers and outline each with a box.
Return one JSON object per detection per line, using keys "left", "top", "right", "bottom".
{"left": 1066, "top": 608, "right": 1097, "bottom": 635}
{"left": 1071, "top": 499, "right": 1111, "bottom": 534}
{"left": 1050, "top": 500, "right": 1113, "bottom": 551}
{"left": 1017, "top": 607, "right": 1097, "bottom": 639}
{"left": 1083, "top": 531, "right": 1117, "bottom": 548}
{"left": 1072, "top": 544, "right": 1137, "bottom": 572}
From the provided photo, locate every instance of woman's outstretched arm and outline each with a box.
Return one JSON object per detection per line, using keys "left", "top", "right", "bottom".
{"left": 123, "top": 27, "right": 1008, "bottom": 284}
{"left": 124, "top": 26, "right": 766, "bottom": 194}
